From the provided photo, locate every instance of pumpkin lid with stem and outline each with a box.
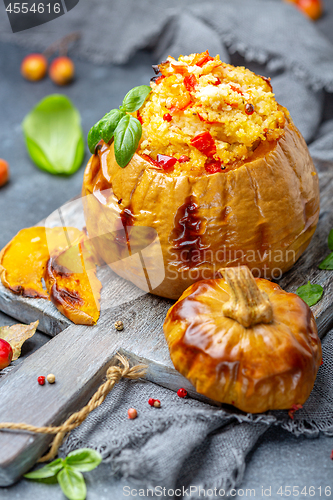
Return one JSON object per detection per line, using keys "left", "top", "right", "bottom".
{"left": 220, "top": 266, "right": 273, "bottom": 328}
{"left": 163, "top": 266, "right": 322, "bottom": 413}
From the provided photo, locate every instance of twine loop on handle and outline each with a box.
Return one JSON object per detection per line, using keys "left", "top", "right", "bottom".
{"left": 0, "top": 354, "right": 147, "bottom": 463}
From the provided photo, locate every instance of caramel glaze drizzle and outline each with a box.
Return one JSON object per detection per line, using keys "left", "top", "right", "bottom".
{"left": 169, "top": 196, "right": 208, "bottom": 268}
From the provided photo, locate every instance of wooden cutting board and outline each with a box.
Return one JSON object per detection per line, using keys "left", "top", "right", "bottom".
{"left": 0, "top": 160, "right": 332, "bottom": 486}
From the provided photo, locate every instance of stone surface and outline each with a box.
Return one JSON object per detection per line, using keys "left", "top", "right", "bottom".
{"left": 1, "top": 8, "right": 333, "bottom": 497}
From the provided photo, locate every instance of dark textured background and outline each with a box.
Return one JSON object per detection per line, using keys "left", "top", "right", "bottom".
{"left": 0, "top": 0, "right": 333, "bottom": 497}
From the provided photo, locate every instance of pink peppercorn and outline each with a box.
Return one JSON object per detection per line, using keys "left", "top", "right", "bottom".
{"left": 177, "top": 388, "right": 187, "bottom": 398}
{"left": 128, "top": 408, "right": 138, "bottom": 419}
{"left": 148, "top": 398, "right": 161, "bottom": 408}
{"left": 37, "top": 376, "right": 46, "bottom": 386}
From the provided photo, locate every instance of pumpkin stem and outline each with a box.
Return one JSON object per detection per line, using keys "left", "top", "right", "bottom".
{"left": 219, "top": 266, "right": 273, "bottom": 328}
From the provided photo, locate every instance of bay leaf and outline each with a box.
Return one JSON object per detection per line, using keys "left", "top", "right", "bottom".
{"left": 0, "top": 320, "right": 39, "bottom": 360}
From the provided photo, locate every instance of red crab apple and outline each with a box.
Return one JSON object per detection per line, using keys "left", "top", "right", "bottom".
{"left": 49, "top": 56, "right": 75, "bottom": 86}
{"left": 0, "top": 339, "right": 13, "bottom": 370}
{"left": 21, "top": 54, "right": 48, "bottom": 81}
{"left": 0, "top": 159, "right": 9, "bottom": 187}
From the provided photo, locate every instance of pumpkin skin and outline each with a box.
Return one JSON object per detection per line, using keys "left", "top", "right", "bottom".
{"left": 82, "top": 120, "right": 319, "bottom": 300}
{"left": 163, "top": 270, "right": 322, "bottom": 413}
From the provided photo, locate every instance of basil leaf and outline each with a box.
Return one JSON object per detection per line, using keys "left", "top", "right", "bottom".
{"left": 318, "top": 252, "right": 333, "bottom": 270}
{"left": 57, "top": 466, "right": 86, "bottom": 500}
{"left": 121, "top": 85, "right": 151, "bottom": 112}
{"left": 65, "top": 448, "right": 102, "bottom": 472}
{"left": 114, "top": 115, "right": 142, "bottom": 168}
{"left": 99, "top": 109, "right": 125, "bottom": 143}
{"left": 22, "top": 95, "right": 85, "bottom": 175}
{"left": 328, "top": 229, "right": 333, "bottom": 251}
{"left": 87, "top": 124, "right": 101, "bottom": 154}
{"left": 24, "top": 458, "right": 64, "bottom": 479}
{"left": 87, "top": 110, "right": 125, "bottom": 153}
{"left": 296, "top": 281, "right": 323, "bottom": 307}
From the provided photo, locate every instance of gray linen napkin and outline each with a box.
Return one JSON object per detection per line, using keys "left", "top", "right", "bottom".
{"left": 60, "top": 376, "right": 274, "bottom": 496}
{"left": 309, "top": 120, "right": 333, "bottom": 163}
{"left": 60, "top": 329, "right": 333, "bottom": 498}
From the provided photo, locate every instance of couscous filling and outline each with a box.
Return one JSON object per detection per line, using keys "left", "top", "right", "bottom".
{"left": 137, "top": 51, "right": 286, "bottom": 176}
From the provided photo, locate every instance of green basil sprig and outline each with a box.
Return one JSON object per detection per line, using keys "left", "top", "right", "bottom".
{"left": 318, "top": 229, "right": 333, "bottom": 270}
{"left": 24, "top": 448, "right": 102, "bottom": 500}
{"left": 87, "top": 85, "right": 151, "bottom": 168}
{"left": 296, "top": 281, "right": 323, "bottom": 307}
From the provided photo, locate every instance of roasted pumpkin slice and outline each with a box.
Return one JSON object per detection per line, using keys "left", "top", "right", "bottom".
{"left": 0, "top": 226, "right": 82, "bottom": 298}
{"left": 0, "top": 227, "right": 49, "bottom": 298}
{"left": 45, "top": 240, "right": 102, "bottom": 325}
{"left": 0, "top": 226, "right": 102, "bottom": 326}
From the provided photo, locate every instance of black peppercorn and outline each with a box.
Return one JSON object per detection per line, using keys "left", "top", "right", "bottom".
{"left": 245, "top": 103, "right": 255, "bottom": 115}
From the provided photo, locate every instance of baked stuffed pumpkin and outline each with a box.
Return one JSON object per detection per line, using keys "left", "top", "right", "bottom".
{"left": 83, "top": 52, "right": 320, "bottom": 300}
